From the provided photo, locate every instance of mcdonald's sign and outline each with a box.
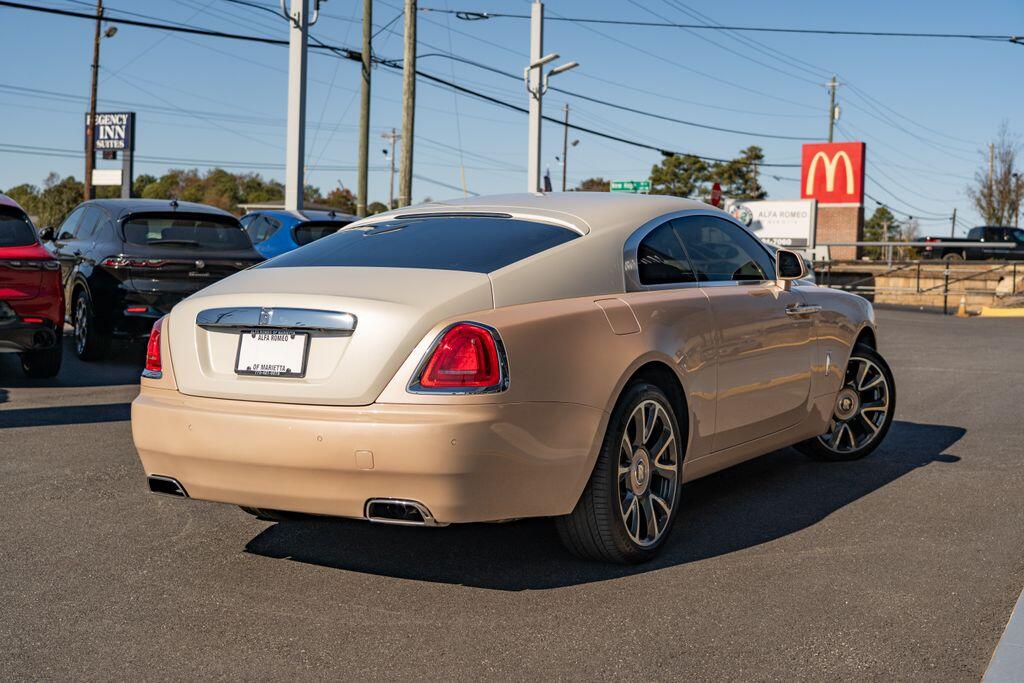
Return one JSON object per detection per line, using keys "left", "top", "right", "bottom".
{"left": 800, "top": 142, "right": 865, "bottom": 204}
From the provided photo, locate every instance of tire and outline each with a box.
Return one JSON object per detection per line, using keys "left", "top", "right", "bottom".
{"left": 795, "top": 344, "right": 896, "bottom": 462}
{"left": 72, "top": 289, "right": 110, "bottom": 361}
{"left": 20, "top": 335, "right": 63, "bottom": 378}
{"left": 556, "top": 382, "right": 684, "bottom": 564}
{"left": 943, "top": 251, "right": 964, "bottom": 262}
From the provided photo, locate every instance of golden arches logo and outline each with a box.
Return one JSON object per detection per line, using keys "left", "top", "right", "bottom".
{"left": 805, "top": 150, "right": 854, "bottom": 196}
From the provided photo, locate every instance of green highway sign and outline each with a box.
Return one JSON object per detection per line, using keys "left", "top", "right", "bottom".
{"left": 610, "top": 180, "right": 651, "bottom": 193}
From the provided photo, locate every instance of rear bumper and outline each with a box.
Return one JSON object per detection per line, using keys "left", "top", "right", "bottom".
{"left": 0, "top": 313, "right": 60, "bottom": 353}
{"left": 131, "top": 387, "right": 605, "bottom": 524}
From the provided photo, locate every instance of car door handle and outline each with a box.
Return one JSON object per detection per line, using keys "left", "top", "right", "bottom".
{"left": 785, "top": 304, "right": 821, "bottom": 316}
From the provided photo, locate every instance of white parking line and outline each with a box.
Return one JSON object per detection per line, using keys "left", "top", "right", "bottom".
{"left": 985, "top": 588, "right": 1024, "bottom": 682}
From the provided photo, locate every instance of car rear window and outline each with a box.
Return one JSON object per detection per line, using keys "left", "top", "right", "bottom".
{"left": 260, "top": 215, "right": 580, "bottom": 273}
{"left": 0, "top": 208, "right": 38, "bottom": 247}
{"left": 293, "top": 221, "right": 350, "bottom": 246}
{"left": 123, "top": 213, "right": 250, "bottom": 250}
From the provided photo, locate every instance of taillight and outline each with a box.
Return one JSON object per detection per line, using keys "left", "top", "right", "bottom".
{"left": 413, "top": 322, "right": 506, "bottom": 392}
{"left": 143, "top": 316, "right": 165, "bottom": 379}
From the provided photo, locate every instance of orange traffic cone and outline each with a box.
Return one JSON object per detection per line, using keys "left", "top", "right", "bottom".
{"left": 955, "top": 295, "right": 969, "bottom": 318}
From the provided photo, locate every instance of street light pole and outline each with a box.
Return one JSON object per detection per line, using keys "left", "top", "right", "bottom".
{"left": 84, "top": 0, "right": 103, "bottom": 202}
{"left": 284, "top": 0, "right": 309, "bottom": 212}
{"left": 561, "top": 103, "right": 569, "bottom": 192}
{"left": 526, "top": 1, "right": 544, "bottom": 193}
{"left": 382, "top": 128, "right": 399, "bottom": 209}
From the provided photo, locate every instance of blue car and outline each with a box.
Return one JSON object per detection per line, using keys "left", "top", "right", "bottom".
{"left": 240, "top": 209, "right": 357, "bottom": 259}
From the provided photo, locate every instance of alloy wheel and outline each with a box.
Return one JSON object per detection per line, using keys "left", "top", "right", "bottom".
{"left": 617, "top": 399, "right": 679, "bottom": 547}
{"left": 817, "top": 355, "right": 891, "bottom": 455}
{"left": 74, "top": 297, "right": 88, "bottom": 356}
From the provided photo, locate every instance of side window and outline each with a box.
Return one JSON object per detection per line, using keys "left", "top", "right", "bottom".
{"left": 674, "top": 216, "right": 776, "bottom": 282}
{"left": 245, "top": 215, "right": 280, "bottom": 244}
{"left": 75, "top": 207, "right": 104, "bottom": 241}
{"left": 57, "top": 206, "right": 88, "bottom": 240}
{"left": 636, "top": 222, "right": 696, "bottom": 285}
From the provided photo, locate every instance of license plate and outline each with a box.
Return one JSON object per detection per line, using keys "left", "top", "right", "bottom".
{"left": 235, "top": 329, "right": 309, "bottom": 377}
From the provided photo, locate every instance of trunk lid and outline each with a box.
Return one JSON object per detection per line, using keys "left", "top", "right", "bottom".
{"left": 167, "top": 266, "right": 493, "bottom": 405}
{"left": 122, "top": 248, "right": 260, "bottom": 314}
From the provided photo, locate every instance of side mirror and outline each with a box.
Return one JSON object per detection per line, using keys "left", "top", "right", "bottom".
{"left": 38, "top": 226, "right": 55, "bottom": 242}
{"left": 775, "top": 249, "right": 806, "bottom": 288}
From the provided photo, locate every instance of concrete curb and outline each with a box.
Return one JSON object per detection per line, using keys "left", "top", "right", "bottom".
{"left": 979, "top": 307, "right": 1024, "bottom": 317}
{"left": 984, "top": 588, "right": 1024, "bottom": 682}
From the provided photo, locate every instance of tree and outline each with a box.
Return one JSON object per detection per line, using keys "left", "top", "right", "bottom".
{"left": 650, "top": 147, "right": 768, "bottom": 201}
{"left": 863, "top": 206, "right": 896, "bottom": 259}
{"left": 709, "top": 146, "right": 766, "bottom": 200}
{"left": 132, "top": 174, "right": 157, "bottom": 197}
{"left": 649, "top": 154, "right": 709, "bottom": 198}
{"left": 367, "top": 201, "right": 389, "bottom": 215}
{"left": 37, "top": 173, "right": 85, "bottom": 228}
{"left": 574, "top": 177, "right": 610, "bottom": 192}
{"left": 4, "top": 183, "right": 40, "bottom": 216}
{"left": 322, "top": 187, "right": 357, "bottom": 214}
{"left": 968, "top": 122, "right": 1024, "bottom": 226}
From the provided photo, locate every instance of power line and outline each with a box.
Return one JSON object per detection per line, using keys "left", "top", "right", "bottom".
{"left": 424, "top": 7, "right": 1023, "bottom": 44}
{"left": 412, "top": 50, "right": 817, "bottom": 140}
{"left": 4, "top": 0, "right": 800, "bottom": 166}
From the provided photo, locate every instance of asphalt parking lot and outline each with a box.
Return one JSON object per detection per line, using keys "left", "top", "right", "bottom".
{"left": 1, "top": 308, "right": 1022, "bottom": 680}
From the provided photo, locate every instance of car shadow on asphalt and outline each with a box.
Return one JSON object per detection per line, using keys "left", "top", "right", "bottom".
{"left": 0, "top": 402, "right": 132, "bottom": 429}
{"left": 0, "top": 335, "right": 143, "bottom": 404}
{"left": 244, "top": 420, "right": 965, "bottom": 590}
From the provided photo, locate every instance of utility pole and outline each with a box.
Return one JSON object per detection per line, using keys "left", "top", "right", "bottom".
{"left": 527, "top": 1, "right": 544, "bottom": 193}
{"left": 381, "top": 128, "right": 399, "bottom": 209}
{"left": 398, "top": 0, "right": 416, "bottom": 207}
{"left": 284, "top": 0, "right": 310, "bottom": 212}
{"left": 561, "top": 103, "right": 569, "bottom": 192}
{"left": 357, "top": 0, "right": 372, "bottom": 217}
{"left": 950, "top": 207, "right": 957, "bottom": 238}
{"left": 882, "top": 215, "right": 890, "bottom": 265}
{"left": 826, "top": 75, "right": 838, "bottom": 143}
{"left": 84, "top": 0, "right": 103, "bottom": 202}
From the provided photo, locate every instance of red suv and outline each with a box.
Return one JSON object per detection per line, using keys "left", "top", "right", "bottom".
{"left": 0, "top": 194, "right": 64, "bottom": 377}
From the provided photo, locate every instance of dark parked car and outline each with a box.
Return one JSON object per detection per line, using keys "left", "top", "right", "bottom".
{"left": 240, "top": 208, "right": 356, "bottom": 259}
{"left": 0, "top": 193, "right": 64, "bottom": 377}
{"left": 922, "top": 226, "right": 1024, "bottom": 260}
{"left": 40, "top": 199, "right": 262, "bottom": 360}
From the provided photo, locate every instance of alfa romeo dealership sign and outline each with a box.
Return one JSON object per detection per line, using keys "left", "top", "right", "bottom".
{"left": 728, "top": 199, "right": 817, "bottom": 249}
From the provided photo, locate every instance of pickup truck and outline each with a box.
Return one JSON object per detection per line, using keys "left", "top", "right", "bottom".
{"left": 922, "top": 226, "right": 1024, "bottom": 260}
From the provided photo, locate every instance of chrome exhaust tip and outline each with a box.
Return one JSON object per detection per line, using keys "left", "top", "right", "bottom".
{"left": 365, "top": 498, "right": 446, "bottom": 527}
{"left": 147, "top": 475, "right": 189, "bottom": 498}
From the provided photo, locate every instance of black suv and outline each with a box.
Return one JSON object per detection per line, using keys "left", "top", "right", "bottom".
{"left": 41, "top": 199, "right": 262, "bottom": 360}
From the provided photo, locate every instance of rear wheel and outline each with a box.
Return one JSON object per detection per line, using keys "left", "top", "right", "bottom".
{"left": 796, "top": 345, "right": 896, "bottom": 461}
{"left": 943, "top": 251, "right": 964, "bottom": 262}
{"left": 556, "top": 382, "right": 683, "bottom": 563}
{"left": 73, "top": 290, "right": 110, "bottom": 361}
{"left": 20, "top": 335, "right": 63, "bottom": 378}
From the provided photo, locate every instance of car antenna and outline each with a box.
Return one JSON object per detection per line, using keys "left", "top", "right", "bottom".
{"left": 329, "top": 209, "right": 336, "bottom": 219}
{"left": 169, "top": 198, "right": 179, "bottom": 210}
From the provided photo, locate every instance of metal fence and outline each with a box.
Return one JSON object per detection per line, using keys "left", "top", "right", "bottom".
{"left": 814, "top": 256, "right": 1021, "bottom": 314}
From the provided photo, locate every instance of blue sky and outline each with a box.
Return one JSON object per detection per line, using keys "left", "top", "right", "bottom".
{"left": 1, "top": 0, "right": 1021, "bottom": 232}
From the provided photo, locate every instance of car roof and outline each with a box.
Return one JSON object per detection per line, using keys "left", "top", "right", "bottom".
{"left": 0, "top": 193, "right": 26, "bottom": 212}
{"left": 84, "top": 198, "right": 237, "bottom": 220}
{"left": 350, "top": 192, "right": 710, "bottom": 236}
{"left": 248, "top": 208, "right": 358, "bottom": 222}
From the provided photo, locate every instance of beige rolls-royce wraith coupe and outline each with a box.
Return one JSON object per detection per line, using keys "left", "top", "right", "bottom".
{"left": 132, "top": 193, "right": 895, "bottom": 563}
